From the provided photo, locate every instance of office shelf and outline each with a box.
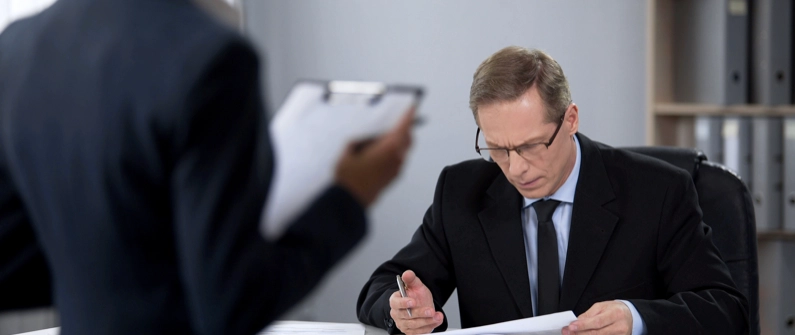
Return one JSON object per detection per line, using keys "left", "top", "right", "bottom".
{"left": 645, "top": 0, "right": 795, "bottom": 147}
{"left": 757, "top": 230, "right": 795, "bottom": 242}
{"left": 655, "top": 103, "right": 795, "bottom": 117}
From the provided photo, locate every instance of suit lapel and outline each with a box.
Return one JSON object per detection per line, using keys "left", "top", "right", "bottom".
{"left": 478, "top": 175, "right": 534, "bottom": 318}
{"left": 560, "top": 134, "right": 618, "bottom": 311}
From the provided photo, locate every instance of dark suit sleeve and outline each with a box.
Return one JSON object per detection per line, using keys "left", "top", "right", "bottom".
{"left": 629, "top": 169, "right": 748, "bottom": 334}
{"left": 0, "top": 151, "right": 52, "bottom": 311}
{"left": 170, "top": 40, "right": 367, "bottom": 335}
{"left": 0, "top": 196, "right": 52, "bottom": 311}
{"left": 357, "top": 167, "right": 455, "bottom": 333}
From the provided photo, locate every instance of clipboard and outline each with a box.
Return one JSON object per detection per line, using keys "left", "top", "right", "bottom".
{"left": 261, "top": 80, "right": 424, "bottom": 240}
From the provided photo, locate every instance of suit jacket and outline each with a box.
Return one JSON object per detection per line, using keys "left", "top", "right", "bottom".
{"left": 357, "top": 133, "right": 748, "bottom": 334}
{"left": 0, "top": 0, "right": 366, "bottom": 334}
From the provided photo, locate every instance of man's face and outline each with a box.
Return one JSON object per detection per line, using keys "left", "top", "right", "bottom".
{"left": 477, "top": 86, "right": 578, "bottom": 199}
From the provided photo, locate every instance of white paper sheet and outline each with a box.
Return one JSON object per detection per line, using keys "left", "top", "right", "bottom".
{"left": 259, "top": 320, "right": 365, "bottom": 335}
{"left": 421, "top": 311, "right": 577, "bottom": 335}
{"left": 261, "top": 82, "right": 418, "bottom": 240}
{"left": 13, "top": 328, "right": 59, "bottom": 335}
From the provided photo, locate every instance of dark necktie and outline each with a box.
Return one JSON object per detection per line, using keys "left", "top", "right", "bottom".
{"left": 533, "top": 199, "right": 561, "bottom": 316}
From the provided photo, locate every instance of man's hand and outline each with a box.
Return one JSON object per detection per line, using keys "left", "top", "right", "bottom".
{"left": 335, "top": 108, "right": 415, "bottom": 207}
{"left": 562, "top": 301, "right": 632, "bottom": 335}
{"left": 389, "top": 270, "right": 444, "bottom": 335}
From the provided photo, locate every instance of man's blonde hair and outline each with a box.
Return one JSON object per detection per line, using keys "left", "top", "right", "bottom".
{"left": 469, "top": 46, "right": 571, "bottom": 124}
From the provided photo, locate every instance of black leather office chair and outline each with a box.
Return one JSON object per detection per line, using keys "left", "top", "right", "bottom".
{"left": 622, "top": 146, "right": 760, "bottom": 335}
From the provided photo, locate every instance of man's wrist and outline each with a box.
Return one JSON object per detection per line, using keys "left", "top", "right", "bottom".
{"left": 617, "top": 300, "right": 646, "bottom": 335}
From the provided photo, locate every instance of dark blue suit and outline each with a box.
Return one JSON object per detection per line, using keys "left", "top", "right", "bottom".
{"left": 0, "top": 0, "right": 366, "bottom": 334}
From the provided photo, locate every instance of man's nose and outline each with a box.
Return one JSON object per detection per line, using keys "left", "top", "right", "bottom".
{"left": 507, "top": 150, "right": 529, "bottom": 177}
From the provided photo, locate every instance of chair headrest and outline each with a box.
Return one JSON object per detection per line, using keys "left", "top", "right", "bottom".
{"left": 621, "top": 146, "right": 707, "bottom": 179}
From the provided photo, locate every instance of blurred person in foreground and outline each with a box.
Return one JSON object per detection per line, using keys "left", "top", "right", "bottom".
{"left": 357, "top": 46, "right": 747, "bottom": 335}
{"left": 0, "top": 0, "right": 413, "bottom": 334}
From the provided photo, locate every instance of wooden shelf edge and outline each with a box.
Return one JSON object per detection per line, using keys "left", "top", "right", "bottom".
{"left": 655, "top": 103, "right": 795, "bottom": 117}
{"left": 757, "top": 230, "right": 795, "bottom": 242}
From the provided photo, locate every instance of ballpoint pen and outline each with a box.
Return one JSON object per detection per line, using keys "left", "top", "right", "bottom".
{"left": 396, "top": 275, "right": 412, "bottom": 317}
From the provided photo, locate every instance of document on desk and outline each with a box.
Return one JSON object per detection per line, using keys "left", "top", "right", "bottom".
{"left": 259, "top": 320, "right": 365, "bottom": 335}
{"left": 261, "top": 80, "right": 423, "bottom": 240}
{"left": 421, "top": 311, "right": 576, "bottom": 335}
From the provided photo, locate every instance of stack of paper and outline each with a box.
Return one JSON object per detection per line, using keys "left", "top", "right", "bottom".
{"left": 259, "top": 321, "right": 365, "bottom": 335}
{"left": 422, "top": 311, "right": 576, "bottom": 335}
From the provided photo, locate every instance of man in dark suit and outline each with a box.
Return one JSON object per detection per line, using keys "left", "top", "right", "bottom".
{"left": 357, "top": 46, "right": 748, "bottom": 335}
{"left": 0, "top": 0, "right": 413, "bottom": 334}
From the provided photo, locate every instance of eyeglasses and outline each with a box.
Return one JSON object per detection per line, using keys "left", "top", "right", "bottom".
{"left": 475, "top": 115, "right": 565, "bottom": 163}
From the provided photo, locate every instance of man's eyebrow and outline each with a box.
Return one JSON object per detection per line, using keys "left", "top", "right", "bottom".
{"left": 518, "top": 134, "right": 546, "bottom": 146}
{"left": 486, "top": 134, "right": 545, "bottom": 148}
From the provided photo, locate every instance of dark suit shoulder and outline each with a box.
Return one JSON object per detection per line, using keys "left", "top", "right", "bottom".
{"left": 0, "top": 0, "right": 255, "bottom": 101}
{"left": 1, "top": 0, "right": 261, "bottom": 159}
{"left": 442, "top": 158, "right": 502, "bottom": 177}
{"left": 430, "top": 159, "right": 511, "bottom": 212}
{"left": 438, "top": 159, "right": 503, "bottom": 189}
{"left": 0, "top": 15, "right": 39, "bottom": 80}
{"left": 0, "top": 13, "right": 34, "bottom": 46}
{"left": 111, "top": 1, "right": 256, "bottom": 97}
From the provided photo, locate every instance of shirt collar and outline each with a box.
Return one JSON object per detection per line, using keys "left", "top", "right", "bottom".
{"left": 523, "top": 135, "right": 581, "bottom": 207}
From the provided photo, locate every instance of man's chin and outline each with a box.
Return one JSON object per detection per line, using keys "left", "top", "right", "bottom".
{"left": 512, "top": 183, "right": 548, "bottom": 199}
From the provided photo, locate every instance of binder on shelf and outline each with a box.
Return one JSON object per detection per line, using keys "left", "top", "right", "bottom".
{"left": 751, "top": 0, "right": 792, "bottom": 106}
{"left": 673, "top": 1, "right": 747, "bottom": 155}
{"left": 752, "top": 118, "right": 784, "bottom": 231}
{"left": 750, "top": 0, "right": 792, "bottom": 231}
{"left": 722, "top": 117, "right": 752, "bottom": 183}
{"left": 673, "top": 0, "right": 748, "bottom": 105}
{"left": 784, "top": 118, "right": 795, "bottom": 231}
{"left": 696, "top": 117, "right": 724, "bottom": 164}
{"left": 757, "top": 240, "right": 795, "bottom": 334}
{"left": 788, "top": 0, "right": 795, "bottom": 232}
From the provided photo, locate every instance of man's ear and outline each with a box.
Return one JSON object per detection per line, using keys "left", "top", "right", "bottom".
{"left": 566, "top": 103, "right": 579, "bottom": 135}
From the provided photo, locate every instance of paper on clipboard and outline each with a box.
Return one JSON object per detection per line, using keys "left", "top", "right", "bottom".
{"left": 421, "top": 311, "right": 576, "bottom": 335}
{"left": 261, "top": 81, "right": 421, "bottom": 240}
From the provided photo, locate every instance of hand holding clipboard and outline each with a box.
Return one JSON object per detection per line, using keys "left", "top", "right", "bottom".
{"left": 262, "top": 80, "right": 423, "bottom": 240}
{"left": 335, "top": 105, "right": 416, "bottom": 207}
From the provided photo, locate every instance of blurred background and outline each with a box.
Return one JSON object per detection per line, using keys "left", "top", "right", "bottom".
{"left": 1, "top": 0, "right": 792, "bottom": 334}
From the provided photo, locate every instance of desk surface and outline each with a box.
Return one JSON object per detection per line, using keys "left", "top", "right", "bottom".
{"left": 366, "top": 324, "right": 388, "bottom": 335}
{"left": 15, "top": 324, "right": 389, "bottom": 335}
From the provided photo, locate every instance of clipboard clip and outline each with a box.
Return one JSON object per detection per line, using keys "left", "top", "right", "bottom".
{"left": 323, "top": 80, "right": 387, "bottom": 106}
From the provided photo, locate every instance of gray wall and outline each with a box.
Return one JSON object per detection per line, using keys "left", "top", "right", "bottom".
{"left": 244, "top": 0, "right": 647, "bottom": 328}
